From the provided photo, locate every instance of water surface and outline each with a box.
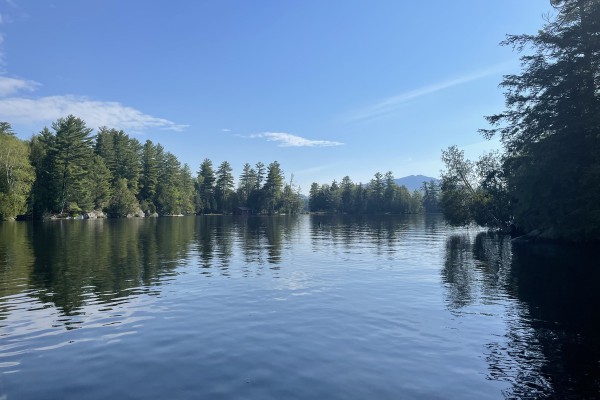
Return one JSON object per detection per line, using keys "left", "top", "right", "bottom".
{"left": 0, "top": 215, "right": 598, "bottom": 399}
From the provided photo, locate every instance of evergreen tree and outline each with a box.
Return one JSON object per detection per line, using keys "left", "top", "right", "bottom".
{"left": 479, "top": 0, "right": 600, "bottom": 239}
{"left": 309, "top": 182, "right": 322, "bottom": 212}
{"left": 237, "top": 163, "right": 257, "bottom": 206}
{"left": 95, "top": 127, "right": 141, "bottom": 194}
{"left": 156, "top": 152, "right": 182, "bottom": 215}
{"left": 248, "top": 161, "right": 266, "bottom": 212}
{"left": 109, "top": 178, "right": 138, "bottom": 217}
{"left": 368, "top": 172, "right": 385, "bottom": 213}
{"left": 89, "top": 155, "right": 112, "bottom": 210}
{"left": 383, "top": 172, "right": 397, "bottom": 212}
{"left": 263, "top": 161, "right": 284, "bottom": 214}
{"left": 48, "top": 115, "right": 95, "bottom": 214}
{"left": 28, "top": 128, "right": 54, "bottom": 216}
{"left": 197, "top": 158, "right": 216, "bottom": 213}
{"left": 255, "top": 161, "right": 266, "bottom": 191}
{"left": 339, "top": 176, "right": 354, "bottom": 213}
{"left": 0, "top": 122, "right": 15, "bottom": 136}
{"left": 179, "top": 164, "right": 196, "bottom": 215}
{"left": 215, "top": 161, "right": 234, "bottom": 213}
{"left": 138, "top": 140, "right": 159, "bottom": 211}
{"left": 422, "top": 180, "right": 441, "bottom": 213}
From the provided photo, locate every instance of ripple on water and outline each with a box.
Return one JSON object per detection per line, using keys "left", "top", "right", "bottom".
{"left": 0, "top": 215, "right": 598, "bottom": 399}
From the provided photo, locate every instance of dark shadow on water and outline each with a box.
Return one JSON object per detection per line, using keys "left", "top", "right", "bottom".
{"left": 24, "top": 217, "right": 195, "bottom": 319}
{"left": 443, "top": 232, "right": 600, "bottom": 398}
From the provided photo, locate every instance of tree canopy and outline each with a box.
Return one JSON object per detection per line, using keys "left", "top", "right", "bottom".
{"left": 441, "top": 0, "right": 600, "bottom": 241}
{"left": 0, "top": 116, "right": 305, "bottom": 219}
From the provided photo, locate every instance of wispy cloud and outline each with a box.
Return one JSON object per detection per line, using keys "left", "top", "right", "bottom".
{"left": 0, "top": 75, "right": 39, "bottom": 96}
{"left": 221, "top": 128, "right": 230, "bottom": 132}
{"left": 0, "top": 95, "right": 188, "bottom": 132}
{"left": 295, "top": 164, "right": 338, "bottom": 175}
{"left": 250, "top": 132, "right": 343, "bottom": 147}
{"left": 346, "top": 63, "right": 510, "bottom": 123}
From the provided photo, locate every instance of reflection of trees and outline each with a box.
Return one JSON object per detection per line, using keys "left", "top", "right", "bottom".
{"left": 309, "top": 214, "right": 411, "bottom": 255}
{"left": 0, "top": 222, "right": 35, "bottom": 321}
{"left": 264, "top": 217, "right": 283, "bottom": 265}
{"left": 505, "top": 243, "right": 600, "bottom": 399}
{"left": 0, "top": 222, "right": 35, "bottom": 297}
{"left": 194, "top": 216, "right": 291, "bottom": 275}
{"left": 442, "top": 232, "right": 514, "bottom": 310}
{"left": 441, "top": 234, "right": 477, "bottom": 309}
{"left": 214, "top": 217, "right": 233, "bottom": 273}
{"left": 443, "top": 232, "right": 600, "bottom": 398}
{"left": 28, "top": 217, "right": 195, "bottom": 318}
{"left": 196, "top": 216, "right": 216, "bottom": 271}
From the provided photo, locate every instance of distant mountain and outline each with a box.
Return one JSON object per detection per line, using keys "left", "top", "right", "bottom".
{"left": 395, "top": 175, "right": 439, "bottom": 192}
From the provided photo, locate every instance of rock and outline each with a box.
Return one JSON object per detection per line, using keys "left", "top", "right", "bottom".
{"left": 42, "top": 213, "right": 57, "bottom": 221}
{"left": 149, "top": 212, "right": 159, "bottom": 218}
{"left": 135, "top": 208, "right": 145, "bottom": 218}
{"left": 84, "top": 211, "right": 98, "bottom": 219}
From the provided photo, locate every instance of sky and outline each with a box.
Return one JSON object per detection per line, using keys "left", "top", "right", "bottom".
{"left": 0, "top": 0, "right": 552, "bottom": 193}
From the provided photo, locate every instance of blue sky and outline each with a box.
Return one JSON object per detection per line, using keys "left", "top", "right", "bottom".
{"left": 0, "top": 0, "right": 551, "bottom": 193}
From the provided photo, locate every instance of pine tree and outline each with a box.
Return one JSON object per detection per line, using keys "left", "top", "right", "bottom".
{"left": 180, "top": 164, "right": 196, "bottom": 215}
{"left": 138, "top": 140, "right": 159, "bottom": 211}
{"left": 215, "top": 161, "right": 234, "bottom": 213}
{"left": 197, "top": 158, "right": 216, "bottom": 214}
{"left": 237, "top": 163, "right": 257, "bottom": 206}
{"left": 156, "top": 152, "right": 182, "bottom": 215}
{"left": 89, "top": 155, "right": 112, "bottom": 210}
{"left": 263, "top": 161, "right": 284, "bottom": 214}
{"left": 48, "top": 115, "right": 95, "bottom": 214}
{"left": 480, "top": 0, "right": 600, "bottom": 239}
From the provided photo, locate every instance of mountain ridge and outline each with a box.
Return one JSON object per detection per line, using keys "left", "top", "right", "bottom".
{"left": 395, "top": 175, "right": 439, "bottom": 192}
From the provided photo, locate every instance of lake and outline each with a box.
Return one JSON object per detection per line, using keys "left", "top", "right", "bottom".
{"left": 0, "top": 215, "right": 598, "bottom": 399}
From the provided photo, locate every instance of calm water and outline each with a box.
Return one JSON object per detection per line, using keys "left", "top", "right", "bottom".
{"left": 0, "top": 215, "right": 598, "bottom": 399}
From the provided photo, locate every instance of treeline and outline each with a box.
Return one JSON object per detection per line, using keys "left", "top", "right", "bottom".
{"left": 308, "top": 172, "right": 440, "bottom": 214}
{"left": 439, "top": 0, "right": 600, "bottom": 241}
{"left": 0, "top": 116, "right": 303, "bottom": 220}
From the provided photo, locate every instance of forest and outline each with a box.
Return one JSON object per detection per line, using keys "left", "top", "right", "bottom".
{"left": 0, "top": 117, "right": 305, "bottom": 219}
{"left": 438, "top": 0, "right": 599, "bottom": 242}
{"left": 3, "top": 0, "right": 598, "bottom": 244}
{"left": 307, "top": 175, "right": 439, "bottom": 214}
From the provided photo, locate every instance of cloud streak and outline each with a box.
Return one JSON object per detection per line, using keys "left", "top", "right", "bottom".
{"left": 346, "top": 63, "right": 510, "bottom": 123}
{"left": 250, "top": 132, "right": 343, "bottom": 147}
{"left": 0, "top": 95, "right": 188, "bottom": 132}
{"left": 0, "top": 75, "right": 39, "bottom": 96}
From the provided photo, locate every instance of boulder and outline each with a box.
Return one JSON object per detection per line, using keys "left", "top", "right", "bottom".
{"left": 84, "top": 211, "right": 98, "bottom": 219}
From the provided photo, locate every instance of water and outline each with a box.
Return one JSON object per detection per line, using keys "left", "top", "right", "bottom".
{"left": 0, "top": 215, "right": 598, "bottom": 399}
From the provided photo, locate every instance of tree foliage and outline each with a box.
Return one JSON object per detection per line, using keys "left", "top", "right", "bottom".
{"left": 0, "top": 125, "right": 35, "bottom": 219}
{"left": 489, "top": 0, "right": 600, "bottom": 239}
{"left": 440, "top": 146, "right": 512, "bottom": 229}
{"left": 440, "top": 0, "right": 600, "bottom": 240}
{"left": 309, "top": 171, "right": 423, "bottom": 214}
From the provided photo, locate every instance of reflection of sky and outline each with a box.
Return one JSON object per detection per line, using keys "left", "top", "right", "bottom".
{"left": 0, "top": 288, "right": 159, "bottom": 373}
{"left": 1, "top": 216, "right": 594, "bottom": 398}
